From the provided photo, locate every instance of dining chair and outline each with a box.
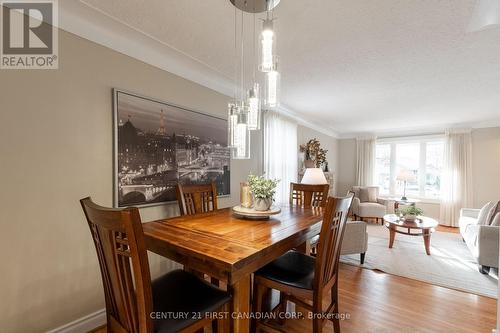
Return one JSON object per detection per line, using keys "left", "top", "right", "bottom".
{"left": 289, "top": 183, "right": 329, "bottom": 256}
{"left": 252, "top": 194, "right": 353, "bottom": 333}
{"left": 289, "top": 183, "right": 330, "bottom": 208}
{"left": 176, "top": 182, "right": 218, "bottom": 215}
{"left": 80, "top": 197, "right": 231, "bottom": 333}
{"left": 176, "top": 182, "right": 221, "bottom": 287}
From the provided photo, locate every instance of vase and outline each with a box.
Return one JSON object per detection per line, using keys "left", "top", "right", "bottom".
{"left": 254, "top": 197, "right": 272, "bottom": 211}
{"left": 404, "top": 214, "right": 417, "bottom": 222}
{"left": 304, "top": 159, "right": 315, "bottom": 168}
{"left": 240, "top": 182, "right": 253, "bottom": 208}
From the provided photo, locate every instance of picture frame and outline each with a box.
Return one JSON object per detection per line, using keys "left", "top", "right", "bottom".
{"left": 113, "top": 89, "right": 231, "bottom": 207}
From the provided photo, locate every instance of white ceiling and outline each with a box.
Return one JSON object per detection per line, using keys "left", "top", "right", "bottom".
{"left": 70, "top": 0, "right": 500, "bottom": 136}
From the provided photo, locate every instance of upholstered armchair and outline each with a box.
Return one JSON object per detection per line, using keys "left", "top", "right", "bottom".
{"left": 351, "top": 186, "right": 388, "bottom": 224}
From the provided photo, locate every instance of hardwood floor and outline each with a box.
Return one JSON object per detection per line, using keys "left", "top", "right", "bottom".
{"left": 89, "top": 263, "right": 496, "bottom": 333}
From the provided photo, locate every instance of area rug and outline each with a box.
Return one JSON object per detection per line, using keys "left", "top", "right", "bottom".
{"left": 341, "top": 224, "right": 498, "bottom": 298}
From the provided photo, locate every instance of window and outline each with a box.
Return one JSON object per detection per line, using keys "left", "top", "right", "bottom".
{"left": 374, "top": 137, "right": 444, "bottom": 200}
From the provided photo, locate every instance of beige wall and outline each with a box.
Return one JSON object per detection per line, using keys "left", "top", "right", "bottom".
{"left": 336, "top": 128, "right": 500, "bottom": 221}
{"left": 0, "top": 28, "right": 336, "bottom": 332}
{"left": 472, "top": 127, "right": 500, "bottom": 207}
{"left": 297, "top": 125, "right": 339, "bottom": 194}
{"left": 337, "top": 138, "right": 356, "bottom": 196}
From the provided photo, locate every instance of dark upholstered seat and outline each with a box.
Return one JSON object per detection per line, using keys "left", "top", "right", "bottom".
{"left": 152, "top": 270, "right": 231, "bottom": 333}
{"left": 255, "top": 251, "right": 316, "bottom": 290}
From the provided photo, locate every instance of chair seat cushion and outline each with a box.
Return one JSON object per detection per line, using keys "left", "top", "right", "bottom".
{"left": 255, "top": 251, "right": 315, "bottom": 290}
{"left": 358, "top": 202, "right": 386, "bottom": 218}
{"left": 152, "top": 269, "right": 231, "bottom": 333}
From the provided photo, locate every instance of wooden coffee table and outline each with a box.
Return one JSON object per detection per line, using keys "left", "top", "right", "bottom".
{"left": 383, "top": 214, "right": 439, "bottom": 255}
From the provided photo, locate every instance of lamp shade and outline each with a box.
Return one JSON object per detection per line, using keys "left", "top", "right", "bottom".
{"left": 396, "top": 170, "right": 416, "bottom": 182}
{"left": 301, "top": 168, "right": 327, "bottom": 185}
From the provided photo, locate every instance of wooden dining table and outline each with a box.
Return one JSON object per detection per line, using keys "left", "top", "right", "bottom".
{"left": 142, "top": 205, "right": 324, "bottom": 333}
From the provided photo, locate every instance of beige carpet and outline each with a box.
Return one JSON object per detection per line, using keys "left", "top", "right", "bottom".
{"left": 341, "top": 224, "right": 498, "bottom": 299}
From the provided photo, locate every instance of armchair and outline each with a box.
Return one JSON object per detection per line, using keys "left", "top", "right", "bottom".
{"left": 351, "top": 186, "right": 388, "bottom": 224}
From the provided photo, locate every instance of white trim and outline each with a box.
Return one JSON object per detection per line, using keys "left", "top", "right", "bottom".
{"left": 337, "top": 119, "right": 500, "bottom": 139}
{"left": 276, "top": 105, "right": 338, "bottom": 138}
{"left": 45, "top": 309, "right": 105, "bottom": 333}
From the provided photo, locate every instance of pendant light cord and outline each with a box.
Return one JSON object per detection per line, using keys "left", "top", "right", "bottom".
{"left": 240, "top": 10, "right": 244, "bottom": 101}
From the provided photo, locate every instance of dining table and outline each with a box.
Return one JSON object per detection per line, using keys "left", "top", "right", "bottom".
{"left": 142, "top": 205, "right": 324, "bottom": 333}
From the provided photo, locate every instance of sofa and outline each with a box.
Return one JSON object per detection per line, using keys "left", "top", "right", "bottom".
{"left": 351, "top": 186, "right": 388, "bottom": 224}
{"left": 459, "top": 208, "right": 499, "bottom": 274}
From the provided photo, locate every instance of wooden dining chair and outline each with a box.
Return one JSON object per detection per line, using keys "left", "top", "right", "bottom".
{"left": 176, "top": 182, "right": 218, "bottom": 215}
{"left": 176, "top": 182, "right": 221, "bottom": 287}
{"left": 289, "top": 183, "right": 330, "bottom": 208}
{"left": 289, "top": 183, "right": 329, "bottom": 255}
{"left": 252, "top": 195, "right": 353, "bottom": 333}
{"left": 80, "top": 197, "right": 230, "bottom": 333}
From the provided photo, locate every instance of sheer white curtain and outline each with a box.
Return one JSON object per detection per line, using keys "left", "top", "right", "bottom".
{"left": 355, "top": 137, "right": 376, "bottom": 186}
{"left": 440, "top": 129, "right": 473, "bottom": 226}
{"left": 263, "top": 111, "right": 298, "bottom": 204}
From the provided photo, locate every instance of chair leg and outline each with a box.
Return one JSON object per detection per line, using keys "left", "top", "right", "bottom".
{"left": 252, "top": 281, "right": 265, "bottom": 332}
{"left": 360, "top": 252, "right": 365, "bottom": 264}
{"left": 331, "top": 286, "right": 341, "bottom": 333}
{"left": 216, "top": 303, "right": 230, "bottom": 333}
{"left": 479, "top": 265, "right": 490, "bottom": 274}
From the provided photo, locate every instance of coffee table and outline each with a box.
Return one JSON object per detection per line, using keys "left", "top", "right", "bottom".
{"left": 383, "top": 214, "right": 439, "bottom": 255}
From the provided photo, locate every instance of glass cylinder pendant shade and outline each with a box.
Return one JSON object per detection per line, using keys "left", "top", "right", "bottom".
{"left": 247, "top": 83, "right": 261, "bottom": 130}
{"left": 265, "top": 68, "right": 280, "bottom": 108}
{"left": 259, "top": 18, "right": 275, "bottom": 73}
{"left": 232, "top": 112, "right": 251, "bottom": 159}
{"left": 227, "top": 102, "right": 239, "bottom": 148}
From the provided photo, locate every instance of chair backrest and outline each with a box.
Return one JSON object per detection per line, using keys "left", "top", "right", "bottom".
{"left": 289, "top": 183, "right": 330, "bottom": 208}
{"left": 176, "top": 182, "right": 218, "bottom": 215}
{"left": 352, "top": 186, "right": 380, "bottom": 198}
{"left": 80, "top": 197, "right": 153, "bottom": 333}
{"left": 314, "top": 194, "right": 354, "bottom": 292}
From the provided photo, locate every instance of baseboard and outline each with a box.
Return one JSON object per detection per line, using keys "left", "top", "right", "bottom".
{"left": 46, "top": 309, "right": 106, "bottom": 333}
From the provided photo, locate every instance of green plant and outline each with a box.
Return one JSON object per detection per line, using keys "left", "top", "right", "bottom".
{"left": 396, "top": 206, "right": 424, "bottom": 217}
{"left": 247, "top": 174, "right": 279, "bottom": 199}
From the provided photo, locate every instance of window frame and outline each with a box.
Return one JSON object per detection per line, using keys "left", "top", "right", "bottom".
{"left": 375, "top": 135, "right": 444, "bottom": 202}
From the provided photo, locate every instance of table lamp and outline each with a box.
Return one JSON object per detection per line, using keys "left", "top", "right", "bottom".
{"left": 301, "top": 168, "right": 327, "bottom": 184}
{"left": 396, "top": 170, "right": 416, "bottom": 201}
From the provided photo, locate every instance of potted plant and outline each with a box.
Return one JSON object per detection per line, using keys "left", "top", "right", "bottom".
{"left": 396, "top": 206, "right": 424, "bottom": 222}
{"left": 247, "top": 175, "right": 279, "bottom": 211}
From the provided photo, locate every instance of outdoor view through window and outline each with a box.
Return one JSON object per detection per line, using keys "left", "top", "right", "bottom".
{"left": 375, "top": 138, "right": 444, "bottom": 199}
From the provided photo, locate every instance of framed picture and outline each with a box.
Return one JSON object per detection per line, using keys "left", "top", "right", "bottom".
{"left": 113, "top": 89, "right": 230, "bottom": 207}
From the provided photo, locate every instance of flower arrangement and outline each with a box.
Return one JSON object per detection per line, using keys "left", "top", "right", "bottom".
{"left": 299, "top": 138, "right": 328, "bottom": 168}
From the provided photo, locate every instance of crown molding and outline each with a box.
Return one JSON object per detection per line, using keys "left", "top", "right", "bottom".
{"left": 337, "top": 118, "right": 500, "bottom": 139}
{"left": 276, "top": 105, "right": 338, "bottom": 138}
{"left": 56, "top": 1, "right": 338, "bottom": 139}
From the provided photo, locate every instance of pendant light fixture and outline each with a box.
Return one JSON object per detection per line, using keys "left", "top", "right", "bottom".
{"left": 228, "top": 0, "right": 281, "bottom": 159}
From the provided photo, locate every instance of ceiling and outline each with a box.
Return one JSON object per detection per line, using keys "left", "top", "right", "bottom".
{"left": 72, "top": 0, "right": 500, "bottom": 136}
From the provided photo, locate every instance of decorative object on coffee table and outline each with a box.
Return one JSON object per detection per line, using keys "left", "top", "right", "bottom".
{"left": 396, "top": 206, "right": 424, "bottom": 222}
{"left": 247, "top": 174, "right": 279, "bottom": 211}
{"left": 383, "top": 214, "right": 438, "bottom": 255}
